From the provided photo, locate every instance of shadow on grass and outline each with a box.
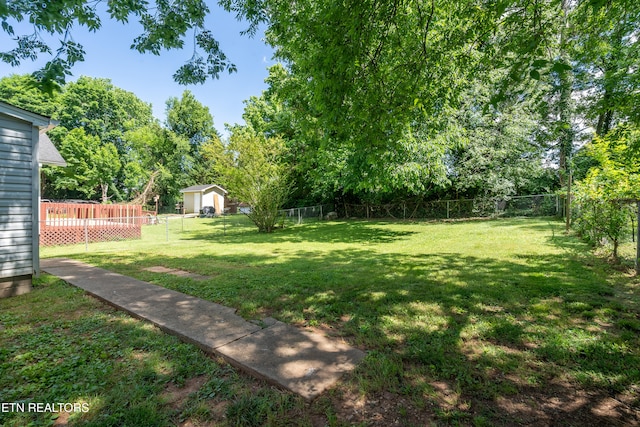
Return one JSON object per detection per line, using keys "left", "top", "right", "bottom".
{"left": 0, "top": 277, "right": 232, "bottom": 427}
{"left": 75, "top": 232, "right": 640, "bottom": 425}
{"left": 185, "top": 217, "right": 418, "bottom": 244}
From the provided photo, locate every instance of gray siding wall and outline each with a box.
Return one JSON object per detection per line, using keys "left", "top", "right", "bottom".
{"left": 0, "top": 113, "right": 34, "bottom": 279}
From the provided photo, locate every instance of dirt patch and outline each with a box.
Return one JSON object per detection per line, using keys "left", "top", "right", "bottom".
{"left": 53, "top": 411, "right": 70, "bottom": 426}
{"left": 159, "top": 361, "right": 638, "bottom": 426}
{"left": 322, "top": 387, "right": 436, "bottom": 426}
{"left": 311, "top": 378, "right": 640, "bottom": 426}
{"left": 484, "top": 383, "right": 640, "bottom": 426}
{"left": 162, "top": 375, "right": 209, "bottom": 410}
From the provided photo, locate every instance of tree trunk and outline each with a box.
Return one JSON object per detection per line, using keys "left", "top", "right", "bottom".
{"left": 558, "top": 0, "right": 574, "bottom": 232}
{"left": 101, "top": 183, "right": 109, "bottom": 204}
{"left": 596, "top": 107, "right": 614, "bottom": 137}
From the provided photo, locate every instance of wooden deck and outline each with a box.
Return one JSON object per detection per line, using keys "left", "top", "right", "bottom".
{"left": 40, "top": 203, "right": 145, "bottom": 246}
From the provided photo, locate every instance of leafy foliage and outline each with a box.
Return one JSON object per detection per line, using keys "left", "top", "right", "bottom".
{"left": 165, "top": 90, "right": 218, "bottom": 152}
{"left": 0, "top": 73, "right": 59, "bottom": 116}
{"left": 448, "top": 79, "right": 550, "bottom": 199}
{"left": 164, "top": 90, "right": 224, "bottom": 192}
{"left": 173, "top": 30, "right": 238, "bottom": 84}
{"left": 0, "top": 74, "right": 225, "bottom": 206}
{"left": 123, "top": 122, "right": 193, "bottom": 205}
{"left": 56, "top": 76, "right": 153, "bottom": 151}
{"left": 213, "top": 127, "right": 290, "bottom": 232}
{"left": 573, "top": 125, "right": 640, "bottom": 258}
{"left": 40, "top": 76, "right": 155, "bottom": 201}
{"left": 570, "top": 0, "right": 640, "bottom": 134}
{"left": 0, "top": 0, "right": 236, "bottom": 88}
{"left": 46, "top": 127, "right": 121, "bottom": 202}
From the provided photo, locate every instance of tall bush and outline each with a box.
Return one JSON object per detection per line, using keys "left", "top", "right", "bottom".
{"left": 212, "top": 128, "right": 291, "bottom": 233}
{"left": 573, "top": 125, "right": 640, "bottom": 259}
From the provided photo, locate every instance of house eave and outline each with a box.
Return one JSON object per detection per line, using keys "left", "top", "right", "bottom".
{"left": 0, "top": 101, "right": 57, "bottom": 129}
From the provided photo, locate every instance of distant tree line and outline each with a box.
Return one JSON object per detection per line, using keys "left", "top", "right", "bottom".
{"left": 0, "top": 74, "right": 219, "bottom": 208}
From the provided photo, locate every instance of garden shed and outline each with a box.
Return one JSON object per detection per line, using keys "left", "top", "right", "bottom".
{"left": 180, "top": 184, "right": 227, "bottom": 215}
{"left": 0, "top": 101, "right": 65, "bottom": 298}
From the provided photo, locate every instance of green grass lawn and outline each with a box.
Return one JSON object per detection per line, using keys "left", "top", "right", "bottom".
{"left": 3, "top": 216, "right": 640, "bottom": 426}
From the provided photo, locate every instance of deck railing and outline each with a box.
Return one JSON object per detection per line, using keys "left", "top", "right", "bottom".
{"left": 40, "top": 202, "right": 145, "bottom": 246}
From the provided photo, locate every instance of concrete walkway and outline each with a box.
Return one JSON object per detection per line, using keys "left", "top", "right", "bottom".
{"left": 41, "top": 258, "right": 365, "bottom": 400}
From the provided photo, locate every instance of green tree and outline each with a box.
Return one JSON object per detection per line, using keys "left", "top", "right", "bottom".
{"left": 166, "top": 90, "right": 218, "bottom": 151}
{"left": 222, "top": 0, "right": 579, "bottom": 205}
{"left": 0, "top": 0, "right": 236, "bottom": 90}
{"left": 542, "top": 0, "right": 638, "bottom": 230}
{"left": 46, "top": 127, "right": 121, "bottom": 202}
{"left": 0, "top": 74, "right": 59, "bottom": 116}
{"left": 213, "top": 127, "right": 290, "bottom": 232}
{"left": 165, "top": 90, "right": 220, "bottom": 184}
{"left": 571, "top": 0, "right": 640, "bottom": 134}
{"left": 54, "top": 76, "right": 154, "bottom": 200}
{"left": 224, "top": 0, "right": 638, "bottom": 202}
{"left": 57, "top": 76, "right": 153, "bottom": 153}
{"left": 448, "top": 77, "right": 550, "bottom": 200}
{"left": 239, "top": 64, "right": 322, "bottom": 206}
{"left": 123, "top": 123, "right": 192, "bottom": 207}
{"left": 245, "top": 63, "right": 455, "bottom": 205}
{"left": 257, "top": 0, "right": 478, "bottom": 173}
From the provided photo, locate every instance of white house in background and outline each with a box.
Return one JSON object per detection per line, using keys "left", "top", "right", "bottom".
{"left": 0, "top": 101, "right": 65, "bottom": 298}
{"left": 180, "top": 184, "right": 227, "bottom": 215}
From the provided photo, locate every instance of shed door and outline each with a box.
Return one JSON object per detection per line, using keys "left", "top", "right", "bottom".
{"left": 194, "top": 193, "right": 201, "bottom": 213}
{"left": 213, "top": 194, "right": 220, "bottom": 214}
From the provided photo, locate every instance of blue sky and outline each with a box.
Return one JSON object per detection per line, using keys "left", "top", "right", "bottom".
{"left": 0, "top": 3, "right": 276, "bottom": 136}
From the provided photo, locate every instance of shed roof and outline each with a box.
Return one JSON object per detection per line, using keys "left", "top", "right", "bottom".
{"left": 180, "top": 184, "right": 228, "bottom": 194}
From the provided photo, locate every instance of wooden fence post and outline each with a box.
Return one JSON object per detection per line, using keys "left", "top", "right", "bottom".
{"left": 636, "top": 201, "right": 639, "bottom": 274}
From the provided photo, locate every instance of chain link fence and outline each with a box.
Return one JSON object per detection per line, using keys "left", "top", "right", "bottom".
{"left": 344, "top": 194, "right": 560, "bottom": 220}
{"left": 39, "top": 204, "right": 333, "bottom": 251}
{"left": 278, "top": 204, "right": 334, "bottom": 225}
{"left": 39, "top": 197, "right": 560, "bottom": 252}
